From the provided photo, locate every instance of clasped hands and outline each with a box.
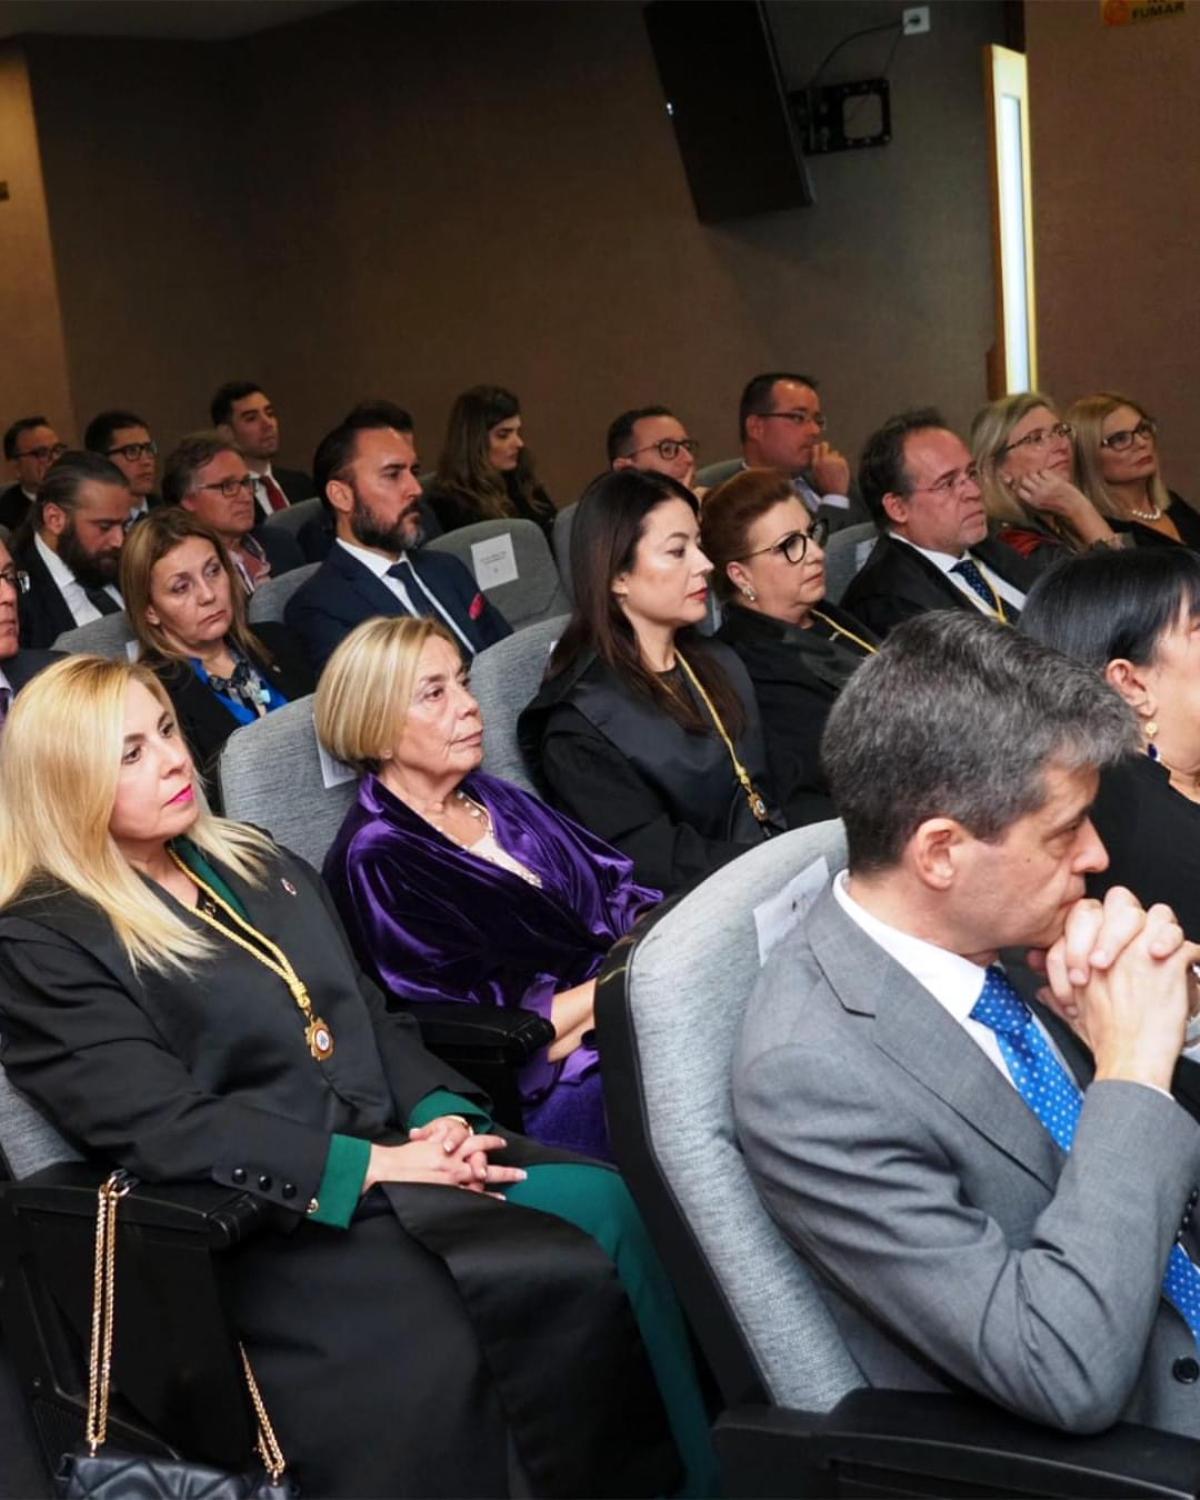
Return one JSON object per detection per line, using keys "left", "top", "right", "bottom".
{"left": 1032, "top": 886, "right": 1200, "bottom": 1092}
{"left": 363, "top": 1115, "right": 527, "bottom": 1197}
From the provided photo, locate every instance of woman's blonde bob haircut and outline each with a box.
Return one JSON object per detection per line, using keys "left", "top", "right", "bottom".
{"left": 314, "top": 615, "right": 463, "bottom": 774}
{"left": 1068, "top": 391, "right": 1171, "bottom": 520}
{"left": 969, "top": 392, "right": 1064, "bottom": 527}
{"left": 0, "top": 655, "right": 272, "bottom": 973}
{"left": 120, "top": 507, "right": 269, "bottom": 666}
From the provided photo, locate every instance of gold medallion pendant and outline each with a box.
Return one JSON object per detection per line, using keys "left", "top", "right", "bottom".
{"left": 306, "top": 1017, "right": 335, "bottom": 1061}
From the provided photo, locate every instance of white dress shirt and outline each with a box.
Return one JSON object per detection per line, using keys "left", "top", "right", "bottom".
{"left": 251, "top": 465, "right": 291, "bottom": 519}
{"left": 34, "top": 533, "right": 123, "bottom": 628}
{"left": 335, "top": 539, "right": 473, "bottom": 652}
{"left": 889, "top": 532, "right": 1026, "bottom": 617}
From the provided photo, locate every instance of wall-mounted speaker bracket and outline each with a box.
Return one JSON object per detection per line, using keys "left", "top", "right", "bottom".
{"left": 789, "top": 79, "right": 891, "bottom": 155}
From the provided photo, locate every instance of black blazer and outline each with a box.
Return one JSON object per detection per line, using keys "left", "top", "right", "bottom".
{"left": 841, "top": 531, "right": 1040, "bottom": 640}
{"left": 1113, "top": 492, "right": 1200, "bottom": 552}
{"left": 5, "top": 646, "right": 63, "bottom": 693}
{"left": 285, "top": 540, "right": 511, "bottom": 674}
{"left": 272, "top": 465, "right": 316, "bottom": 505}
{"left": 717, "top": 600, "right": 876, "bottom": 827}
{"left": 0, "top": 484, "right": 34, "bottom": 534}
{"left": 426, "top": 474, "right": 556, "bottom": 538}
{"left": 143, "top": 623, "right": 315, "bottom": 808}
{"left": 13, "top": 537, "right": 119, "bottom": 650}
{"left": 250, "top": 521, "right": 305, "bottom": 580}
{"left": 519, "top": 639, "right": 784, "bottom": 895}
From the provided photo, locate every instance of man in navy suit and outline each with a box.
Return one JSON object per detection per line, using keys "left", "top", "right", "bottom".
{"left": 286, "top": 403, "right": 510, "bottom": 675}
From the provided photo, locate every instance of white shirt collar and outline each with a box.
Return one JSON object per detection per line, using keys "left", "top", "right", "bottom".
{"left": 888, "top": 531, "right": 968, "bottom": 570}
{"left": 336, "top": 537, "right": 404, "bottom": 576}
{"left": 34, "top": 531, "right": 80, "bottom": 592}
{"left": 833, "top": 869, "right": 989, "bottom": 1023}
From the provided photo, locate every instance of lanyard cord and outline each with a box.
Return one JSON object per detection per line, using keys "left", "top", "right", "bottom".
{"left": 167, "top": 850, "right": 335, "bottom": 1060}
{"left": 674, "top": 652, "right": 771, "bottom": 826}
{"left": 809, "top": 609, "right": 878, "bottom": 656}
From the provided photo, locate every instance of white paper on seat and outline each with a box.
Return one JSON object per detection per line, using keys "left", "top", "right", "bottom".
{"left": 316, "top": 730, "right": 356, "bottom": 789}
{"left": 754, "top": 856, "right": 829, "bottom": 966}
{"left": 470, "top": 533, "right": 519, "bottom": 589}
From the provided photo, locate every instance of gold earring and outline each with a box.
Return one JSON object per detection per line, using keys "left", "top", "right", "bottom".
{"left": 742, "top": 586, "right": 757, "bottom": 602}
{"left": 1146, "top": 719, "right": 1158, "bottom": 739}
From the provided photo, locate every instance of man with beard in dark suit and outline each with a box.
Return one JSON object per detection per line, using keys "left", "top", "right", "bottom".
{"left": 15, "top": 452, "right": 132, "bottom": 650}
{"left": 842, "top": 407, "right": 1040, "bottom": 639}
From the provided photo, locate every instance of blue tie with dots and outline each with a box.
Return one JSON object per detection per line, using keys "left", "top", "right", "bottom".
{"left": 952, "top": 557, "right": 999, "bottom": 611}
{"left": 971, "top": 964, "right": 1200, "bottom": 1341}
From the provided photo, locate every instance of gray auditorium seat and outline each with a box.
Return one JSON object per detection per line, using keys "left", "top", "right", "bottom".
{"left": 216, "top": 694, "right": 350, "bottom": 868}
{"left": 426, "top": 518, "right": 569, "bottom": 631}
{"left": 471, "top": 616, "right": 566, "bottom": 792}
{"left": 53, "top": 611, "right": 137, "bottom": 659}
{"left": 0, "top": 1058, "right": 82, "bottom": 1182}
{"left": 246, "top": 561, "right": 320, "bottom": 626}
{"left": 551, "top": 501, "right": 576, "bottom": 602}
{"left": 695, "top": 456, "right": 742, "bottom": 490}
{"left": 262, "top": 495, "right": 322, "bottom": 537}
{"left": 822, "top": 520, "right": 878, "bottom": 604}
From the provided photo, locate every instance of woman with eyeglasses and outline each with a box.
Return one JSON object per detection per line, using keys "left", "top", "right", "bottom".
{"left": 426, "top": 385, "right": 557, "bottom": 537}
{"left": 700, "top": 468, "right": 877, "bottom": 826}
{"left": 519, "top": 468, "right": 785, "bottom": 895}
{"left": 1068, "top": 393, "right": 1200, "bottom": 551}
{"left": 971, "top": 393, "right": 1120, "bottom": 569}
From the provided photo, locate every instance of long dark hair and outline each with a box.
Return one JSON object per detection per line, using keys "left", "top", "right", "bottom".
{"left": 550, "top": 469, "right": 745, "bottom": 736}
{"left": 434, "top": 385, "right": 550, "bottom": 523}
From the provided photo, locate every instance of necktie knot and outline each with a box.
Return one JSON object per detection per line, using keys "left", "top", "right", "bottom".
{"left": 385, "top": 560, "right": 409, "bottom": 580}
{"left": 969, "top": 965, "right": 1032, "bottom": 1039}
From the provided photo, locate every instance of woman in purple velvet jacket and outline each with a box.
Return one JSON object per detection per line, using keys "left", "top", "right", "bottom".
{"left": 315, "top": 615, "right": 661, "bottom": 1160}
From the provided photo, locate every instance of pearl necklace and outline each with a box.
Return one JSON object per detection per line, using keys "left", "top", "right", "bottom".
{"left": 425, "top": 789, "right": 543, "bottom": 888}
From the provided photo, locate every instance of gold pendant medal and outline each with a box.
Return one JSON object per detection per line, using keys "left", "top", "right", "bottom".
{"left": 306, "top": 1016, "right": 335, "bottom": 1061}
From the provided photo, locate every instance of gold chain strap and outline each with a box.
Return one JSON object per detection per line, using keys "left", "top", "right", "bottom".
{"left": 86, "top": 1173, "right": 288, "bottom": 1481}
{"left": 809, "top": 609, "right": 878, "bottom": 657}
{"left": 674, "top": 652, "right": 771, "bottom": 826}
{"left": 168, "top": 850, "right": 334, "bottom": 1062}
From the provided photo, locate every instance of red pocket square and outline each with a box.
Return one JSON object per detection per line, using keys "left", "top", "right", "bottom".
{"left": 469, "top": 592, "right": 486, "bottom": 620}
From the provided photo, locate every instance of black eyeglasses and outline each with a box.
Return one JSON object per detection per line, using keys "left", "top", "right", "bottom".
{"left": 197, "top": 474, "right": 255, "bottom": 499}
{"left": 757, "top": 409, "right": 827, "bottom": 431}
{"left": 0, "top": 567, "right": 30, "bottom": 594}
{"left": 106, "top": 441, "right": 158, "bottom": 463}
{"left": 1101, "top": 418, "right": 1157, "bottom": 451}
{"left": 16, "top": 442, "right": 67, "bottom": 465}
{"left": 626, "top": 438, "right": 700, "bottom": 462}
{"left": 736, "top": 518, "right": 830, "bottom": 565}
{"left": 996, "top": 421, "right": 1074, "bottom": 459}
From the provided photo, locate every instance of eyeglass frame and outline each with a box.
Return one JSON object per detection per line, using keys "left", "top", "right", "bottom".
{"left": 195, "top": 474, "right": 255, "bottom": 499}
{"left": 995, "top": 421, "right": 1074, "bottom": 461}
{"left": 1100, "top": 418, "right": 1157, "bottom": 451}
{"left": 15, "top": 441, "right": 68, "bottom": 466}
{"left": 901, "top": 463, "right": 982, "bottom": 499}
{"left": 734, "top": 517, "right": 830, "bottom": 565}
{"left": 106, "top": 440, "right": 159, "bottom": 463}
{"left": 754, "top": 409, "right": 828, "bottom": 431}
{"left": 0, "top": 566, "right": 31, "bottom": 595}
{"left": 623, "top": 437, "right": 700, "bottom": 463}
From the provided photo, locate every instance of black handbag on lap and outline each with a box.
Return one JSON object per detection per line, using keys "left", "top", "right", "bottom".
{"left": 55, "top": 1173, "right": 298, "bottom": 1500}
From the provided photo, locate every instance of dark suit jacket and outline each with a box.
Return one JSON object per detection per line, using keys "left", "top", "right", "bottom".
{"left": 13, "top": 537, "right": 117, "bottom": 650}
{"left": 272, "top": 465, "right": 316, "bottom": 505}
{"left": 841, "top": 531, "right": 1040, "bottom": 640}
{"left": 285, "top": 541, "right": 511, "bottom": 674}
{"left": 4, "top": 647, "right": 63, "bottom": 693}
{"left": 0, "top": 484, "right": 34, "bottom": 534}
{"left": 143, "top": 623, "right": 315, "bottom": 809}
{"left": 251, "top": 522, "right": 305, "bottom": 580}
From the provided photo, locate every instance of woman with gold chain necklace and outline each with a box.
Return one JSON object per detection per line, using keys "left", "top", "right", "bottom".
{"left": 701, "top": 467, "right": 878, "bottom": 827}
{"left": 0, "top": 656, "right": 715, "bottom": 1499}
{"left": 519, "top": 469, "right": 785, "bottom": 896}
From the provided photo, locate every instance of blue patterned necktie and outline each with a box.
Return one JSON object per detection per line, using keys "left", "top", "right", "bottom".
{"left": 971, "top": 964, "right": 1200, "bottom": 1341}
{"left": 952, "top": 556, "right": 1001, "bottom": 613}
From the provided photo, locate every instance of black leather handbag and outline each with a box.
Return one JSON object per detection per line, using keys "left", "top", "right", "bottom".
{"left": 55, "top": 1173, "right": 298, "bottom": 1500}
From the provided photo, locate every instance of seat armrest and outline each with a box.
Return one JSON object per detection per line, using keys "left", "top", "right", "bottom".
{"left": 396, "top": 1000, "right": 556, "bottom": 1064}
{"left": 715, "top": 1392, "right": 1200, "bottom": 1499}
{"left": 0, "top": 1162, "right": 271, "bottom": 1250}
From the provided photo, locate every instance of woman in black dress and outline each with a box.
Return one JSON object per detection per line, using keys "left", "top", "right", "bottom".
{"left": 426, "top": 384, "right": 556, "bottom": 537}
{"left": 519, "top": 468, "right": 783, "bottom": 894}
{"left": 121, "top": 508, "right": 313, "bottom": 807}
{"left": 0, "top": 656, "right": 714, "bottom": 1498}
{"left": 1020, "top": 546, "right": 1200, "bottom": 940}
{"left": 1069, "top": 392, "right": 1200, "bottom": 550}
{"left": 701, "top": 467, "right": 876, "bottom": 826}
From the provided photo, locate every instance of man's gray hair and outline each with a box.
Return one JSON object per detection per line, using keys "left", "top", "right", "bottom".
{"left": 821, "top": 612, "right": 1139, "bottom": 873}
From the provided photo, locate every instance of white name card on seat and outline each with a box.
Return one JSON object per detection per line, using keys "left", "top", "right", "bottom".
{"left": 124, "top": 639, "right": 140, "bottom": 663}
{"left": 316, "top": 729, "right": 356, "bottom": 789}
{"left": 471, "top": 533, "right": 519, "bottom": 590}
{"left": 754, "top": 856, "right": 830, "bottom": 966}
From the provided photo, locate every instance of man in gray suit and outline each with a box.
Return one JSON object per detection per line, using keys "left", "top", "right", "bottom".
{"left": 735, "top": 611, "right": 1200, "bottom": 1437}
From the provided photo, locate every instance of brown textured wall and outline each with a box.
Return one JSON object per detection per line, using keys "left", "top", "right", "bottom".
{"left": 1026, "top": 0, "right": 1200, "bottom": 494}
{"left": 0, "top": 40, "right": 73, "bottom": 445}
{"left": 14, "top": 0, "right": 1006, "bottom": 499}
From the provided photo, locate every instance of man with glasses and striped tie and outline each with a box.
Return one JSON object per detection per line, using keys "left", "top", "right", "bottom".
{"left": 737, "top": 611, "right": 1200, "bottom": 1441}
{"left": 843, "top": 406, "right": 1041, "bottom": 640}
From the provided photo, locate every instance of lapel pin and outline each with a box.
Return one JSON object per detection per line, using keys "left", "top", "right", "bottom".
{"left": 281, "top": 878, "right": 298, "bottom": 896}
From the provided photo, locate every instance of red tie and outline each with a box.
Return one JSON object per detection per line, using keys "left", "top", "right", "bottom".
{"left": 261, "top": 474, "right": 289, "bottom": 513}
